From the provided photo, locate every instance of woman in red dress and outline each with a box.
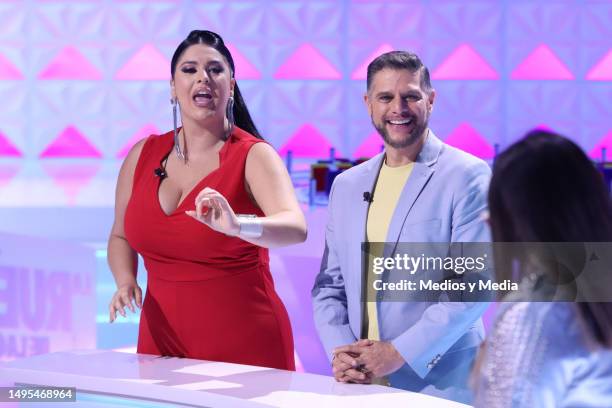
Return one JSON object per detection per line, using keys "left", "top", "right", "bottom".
{"left": 106, "top": 30, "right": 306, "bottom": 370}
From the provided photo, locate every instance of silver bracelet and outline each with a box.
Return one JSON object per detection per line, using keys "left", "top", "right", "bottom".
{"left": 237, "top": 214, "right": 263, "bottom": 238}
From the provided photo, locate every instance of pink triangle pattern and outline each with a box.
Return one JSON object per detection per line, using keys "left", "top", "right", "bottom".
{"left": 586, "top": 49, "right": 612, "bottom": 81}
{"left": 353, "top": 131, "right": 384, "bottom": 158}
{"left": 589, "top": 129, "right": 612, "bottom": 160}
{"left": 432, "top": 44, "right": 499, "bottom": 80}
{"left": 0, "top": 131, "right": 22, "bottom": 157}
{"left": 274, "top": 44, "right": 341, "bottom": 80}
{"left": 226, "top": 43, "right": 261, "bottom": 80}
{"left": 278, "top": 124, "right": 341, "bottom": 158}
{"left": 511, "top": 44, "right": 574, "bottom": 80}
{"left": 117, "top": 124, "right": 159, "bottom": 158}
{"left": 0, "top": 53, "right": 23, "bottom": 79}
{"left": 533, "top": 123, "right": 554, "bottom": 132}
{"left": 38, "top": 46, "right": 102, "bottom": 80}
{"left": 0, "top": 164, "right": 20, "bottom": 188}
{"left": 351, "top": 44, "right": 394, "bottom": 80}
{"left": 43, "top": 163, "right": 100, "bottom": 205}
{"left": 40, "top": 126, "right": 102, "bottom": 158}
{"left": 115, "top": 44, "right": 170, "bottom": 80}
{"left": 445, "top": 123, "right": 494, "bottom": 159}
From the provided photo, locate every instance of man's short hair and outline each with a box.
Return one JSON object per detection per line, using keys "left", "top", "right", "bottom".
{"left": 366, "top": 51, "right": 432, "bottom": 94}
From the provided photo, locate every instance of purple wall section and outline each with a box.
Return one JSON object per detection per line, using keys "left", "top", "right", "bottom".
{"left": 0, "top": 1, "right": 610, "bottom": 165}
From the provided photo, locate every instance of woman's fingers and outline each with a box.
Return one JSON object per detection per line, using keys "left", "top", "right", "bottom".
{"left": 121, "top": 291, "right": 135, "bottom": 313}
{"left": 196, "top": 197, "right": 211, "bottom": 218}
{"left": 194, "top": 187, "right": 217, "bottom": 206}
{"left": 109, "top": 301, "right": 116, "bottom": 323}
{"left": 209, "top": 198, "right": 222, "bottom": 218}
{"left": 109, "top": 286, "right": 142, "bottom": 323}
{"left": 195, "top": 197, "right": 222, "bottom": 217}
{"left": 109, "top": 297, "right": 125, "bottom": 323}
{"left": 195, "top": 196, "right": 224, "bottom": 219}
{"left": 196, "top": 189, "right": 228, "bottom": 206}
{"left": 199, "top": 190, "right": 228, "bottom": 207}
{"left": 195, "top": 198, "right": 203, "bottom": 218}
{"left": 134, "top": 286, "right": 143, "bottom": 309}
{"left": 116, "top": 297, "right": 127, "bottom": 317}
{"left": 202, "top": 204, "right": 215, "bottom": 225}
{"left": 188, "top": 188, "right": 238, "bottom": 236}
{"left": 194, "top": 188, "right": 233, "bottom": 219}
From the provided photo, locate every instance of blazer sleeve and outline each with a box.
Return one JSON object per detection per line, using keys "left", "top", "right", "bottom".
{"left": 473, "top": 303, "right": 576, "bottom": 408}
{"left": 311, "top": 179, "right": 358, "bottom": 361}
{"left": 391, "top": 160, "right": 491, "bottom": 378}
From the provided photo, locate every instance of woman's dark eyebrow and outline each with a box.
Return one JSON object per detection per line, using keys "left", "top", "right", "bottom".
{"left": 179, "top": 60, "right": 224, "bottom": 66}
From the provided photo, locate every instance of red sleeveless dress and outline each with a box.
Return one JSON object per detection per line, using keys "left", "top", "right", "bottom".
{"left": 124, "top": 127, "right": 295, "bottom": 370}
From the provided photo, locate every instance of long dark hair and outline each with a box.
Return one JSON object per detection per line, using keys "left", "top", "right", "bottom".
{"left": 170, "top": 30, "right": 262, "bottom": 139}
{"left": 489, "top": 129, "right": 612, "bottom": 347}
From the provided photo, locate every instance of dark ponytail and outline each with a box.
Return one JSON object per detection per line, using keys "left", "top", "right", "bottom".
{"left": 170, "top": 30, "right": 263, "bottom": 139}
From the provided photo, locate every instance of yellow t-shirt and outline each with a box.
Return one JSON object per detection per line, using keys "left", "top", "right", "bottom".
{"left": 364, "top": 160, "right": 414, "bottom": 380}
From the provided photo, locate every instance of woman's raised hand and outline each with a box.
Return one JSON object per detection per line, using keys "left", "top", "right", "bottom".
{"left": 185, "top": 187, "right": 240, "bottom": 236}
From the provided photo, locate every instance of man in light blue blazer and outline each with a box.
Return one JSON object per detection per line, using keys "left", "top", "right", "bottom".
{"left": 311, "top": 51, "right": 491, "bottom": 404}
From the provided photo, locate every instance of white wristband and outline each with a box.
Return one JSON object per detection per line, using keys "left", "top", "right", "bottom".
{"left": 237, "top": 214, "right": 263, "bottom": 238}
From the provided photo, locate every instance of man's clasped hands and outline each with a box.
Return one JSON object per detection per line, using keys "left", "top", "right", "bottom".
{"left": 332, "top": 339, "right": 406, "bottom": 383}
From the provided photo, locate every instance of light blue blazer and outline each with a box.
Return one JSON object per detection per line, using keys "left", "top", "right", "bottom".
{"left": 312, "top": 131, "right": 491, "bottom": 403}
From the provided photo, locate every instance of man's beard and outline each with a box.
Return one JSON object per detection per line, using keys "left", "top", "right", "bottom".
{"left": 372, "top": 116, "right": 428, "bottom": 149}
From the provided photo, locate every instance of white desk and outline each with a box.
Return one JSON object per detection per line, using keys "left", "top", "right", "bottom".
{"left": 0, "top": 350, "right": 471, "bottom": 407}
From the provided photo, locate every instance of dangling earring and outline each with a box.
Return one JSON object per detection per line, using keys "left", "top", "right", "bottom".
{"left": 224, "top": 96, "right": 234, "bottom": 140}
{"left": 171, "top": 98, "right": 185, "bottom": 160}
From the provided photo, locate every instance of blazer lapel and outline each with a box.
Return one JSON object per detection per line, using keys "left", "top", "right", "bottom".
{"left": 383, "top": 130, "right": 443, "bottom": 258}
{"left": 350, "top": 153, "right": 384, "bottom": 332}
{"left": 354, "top": 153, "right": 385, "bottom": 243}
